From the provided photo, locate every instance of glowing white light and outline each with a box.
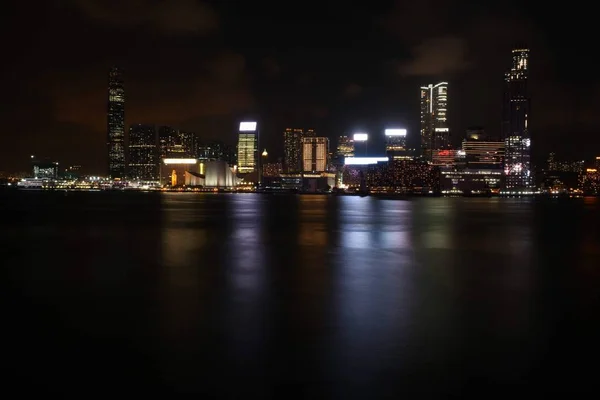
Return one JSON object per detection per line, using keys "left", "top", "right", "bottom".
{"left": 385, "top": 129, "right": 407, "bottom": 136}
{"left": 353, "top": 133, "right": 368, "bottom": 141}
{"left": 239, "top": 122, "right": 257, "bottom": 131}
{"left": 163, "top": 158, "right": 197, "bottom": 165}
{"left": 344, "top": 157, "right": 388, "bottom": 165}
{"left": 435, "top": 128, "right": 449, "bottom": 132}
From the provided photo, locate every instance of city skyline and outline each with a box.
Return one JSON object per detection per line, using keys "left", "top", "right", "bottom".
{"left": 3, "top": 1, "right": 599, "bottom": 174}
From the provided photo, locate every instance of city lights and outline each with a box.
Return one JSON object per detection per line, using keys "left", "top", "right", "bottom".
{"left": 344, "top": 157, "right": 388, "bottom": 165}
{"left": 353, "top": 133, "right": 368, "bottom": 141}
{"left": 384, "top": 129, "right": 407, "bottom": 136}
{"left": 239, "top": 122, "right": 257, "bottom": 131}
{"left": 162, "top": 158, "right": 197, "bottom": 165}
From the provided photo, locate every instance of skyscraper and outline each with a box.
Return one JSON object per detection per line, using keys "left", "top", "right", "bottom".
{"left": 336, "top": 135, "right": 355, "bottom": 158}
{"left": 283, "top": 128, "right": 303, "bottom": 173}
{"left": 502, "top": 48, "right": 532, "bottom": 190}
{"left": 385, "top": 129, "right": 408, "bottom": 158}
{"left": 237, "top": 121, "right": 258, "bottom": 173}
{"left": 420, "top": 82, "right": 449, "bottom": 160}
{"left": 302, "top": 137, "right": 329, "bottom": 172}
{"left": 107, "top": 67, "right": 125, "bottom": 178}
{"left": 128, "top": 124, "right": 158, "bottom": 180}
{"left": 158, "top": 126, "right": 196, "bottom": 159}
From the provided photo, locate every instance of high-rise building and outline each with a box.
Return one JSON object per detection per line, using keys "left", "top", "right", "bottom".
{"left": 304, "top": 129, "right": 316, "bottom": 138}
{"left": 179, "top": 131, "right": 197, "bottom": 158}
{"left": 302, "top": 137, "right": 329, "bottom": 172}
{"left": 502, "top": 48, "right": 532, "bottom": 190}
{"left": 385, "top": 129, "right": 408, "bottom": 157}
{"left": 158, "top": 126, "right": 196, "bottom": 159}
{"left": 107, "top": 67, "right": 125, "bottom": 178}
{"left": 237, "top": 121, "right": 258, "bottom": 173}
{"left": 420, "top": 82, "right": 449, "bottom": 160}
{"left": 128, "top": 124, "right": 158, "bottom": 180}
{"left": 462, "top": 130, "right": 505, "bottom": 168}
{"left": 595, "top": 156, "right": 600, "bottom": 170}
{"left": 283, "top": 128, "right": 303, "bottom": 173}
{"left": 336, "top": 135, "right": 355, "bottom": 158}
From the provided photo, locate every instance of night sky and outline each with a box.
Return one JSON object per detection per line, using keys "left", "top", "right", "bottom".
{"left": 3, "top": 0, "right": 597, "bottom": 174}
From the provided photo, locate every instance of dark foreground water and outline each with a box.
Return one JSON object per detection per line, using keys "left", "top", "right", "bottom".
{"left": 1, "top": 191, "right": 600, "bottom": 396}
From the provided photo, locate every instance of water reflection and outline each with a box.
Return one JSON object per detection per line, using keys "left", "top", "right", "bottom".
{"left": 5, "top": 191, "right": 600, "bottom": 395}
{"left": 329, "top": 197, "right": 416, "bottom": 392}
{"left": 298, "top": 195, "right": 329, "bottom": 247}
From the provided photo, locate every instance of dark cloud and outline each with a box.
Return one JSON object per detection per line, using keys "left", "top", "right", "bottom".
{"left": 398, "top": 37, "right": 470, "bottom": 76}
{"left": 70, "top": 0, "right": 218, "bottom": 34}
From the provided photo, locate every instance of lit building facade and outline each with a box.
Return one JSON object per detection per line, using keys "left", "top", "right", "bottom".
{"left": 431, "top": 149, "right": 465, "bottom": 167}
{"left": 385, "top": 129, "right": 407, "bottom": 153}
{"left": 107, "top": 67, "right": 125, "bottom": 178}
{"left": 31, "top": 156, "right": 59, "bottom": 179}
{"left": 283, "top": 128, "right": 303, "bottom": 172}
{"left": 362, "top": 159, "right": 439, "bottom": 194}
{"left": 302, "top": 137, "right": 329, "bottom": 173}
{"left": 583, "top": 168, "right": 600, "bottom": 195}
{"left": 462, "top": 137, "right": 505, "bottom": 168}
{"left": 128, "top": 124, "right": 158, "bottom": 180}
{"left": 158, "top": 126, "right": 196, "bottom": 159}
{"left": 237, "top": 122, "right": 258, "bottom": 174}
{"left": 502, "top": 48, "right": 532, "bottom": 190}
{"left": 263, "top": 162, "right": 283, "bottom": 177}
{"left": 420, "top": 82, "right": 449, "bottom": 160}
{"left": 336, "top": 135, "right": 355, "bottom": 157}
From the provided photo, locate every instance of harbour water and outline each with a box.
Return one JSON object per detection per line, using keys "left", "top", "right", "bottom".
{"left": 2, "top": 191, "right": 600, "bottom": 396}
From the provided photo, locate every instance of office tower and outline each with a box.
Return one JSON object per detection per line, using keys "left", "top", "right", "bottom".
{"left": 107, "top": 67, "right": 125, "bottom": 178}
{"left": 302, "top": 137, "right": 329, "bottom": 172}
{"left": 462, "top": 129, "right": 505, "bottom": 168}
{"left": 595, "top": 156, "right": 600, "bottom": 170}
{"left": 158, "top": 126, "right": 196, "bottom": 159}
{"left": 263, "top": 162, "right": 283, "bottom": 177}
{"left": 353, "top": 133, "right": 368, "bottom": 156}
{"left": 237, "top": 122, "right": 258, "bottom": 173}
{"left": 283, "top": 128, "right": 303, "bottom": 173}
{"left": 420, "top": 82, "right": 449, "bottom": 160}
{"left": 385, "top": 129, "right": 408, "bottom": 158}
{"left": 128, "top": 124, "right": 158, "bottom": 180}
{"left": 336, "top": 135, "right": 355, "bottom": 157}
{"left": 502, "top": 48, "right": 532, "bottom": 189}
{"left": 304, "top": 129, "right": 316, "bottom": 138}
{"left": 179, "top": 131, "right": 197, "bottom": 158}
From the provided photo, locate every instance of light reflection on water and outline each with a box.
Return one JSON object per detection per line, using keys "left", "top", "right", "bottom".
{"left": 3, "top": 191, "right": 600, "bottom": 395}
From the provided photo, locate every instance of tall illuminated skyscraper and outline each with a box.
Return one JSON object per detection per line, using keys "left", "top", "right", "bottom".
{"left": 283, "top": 128, "right": 303, "bottom": 173}
{"left": 107, "top": 67, "right": 125, "bottom": 178}
{"left": 128, "top": 124, "right": 158, "bottom": 180}
{"left": 237, "top": 121, "right": 258, "bottom": 173}
{"left": 502, "top": 48, "right": 532, "bottom": 190}
{"left": 302, "top": 137, "right": 329, "bottom": 172}
{"left": 420, "top": 82, "right": 449, "bottom": 160}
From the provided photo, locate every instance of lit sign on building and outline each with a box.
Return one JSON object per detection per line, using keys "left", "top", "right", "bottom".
{"left": 353, "top": 133, "right": 368, "bottom": 141}
{"left": 344, "top": 157, "right": 388, "bottom": 165}
{"left": 163, "top": 158, "right": 197, "bottom": 165}
{"left": 239, "top": 122, "right": 257, "bottom": 131}
{"left": 385, "top": 129, "right": 407, "bottom": 136}
{"left": 435, "top": 128, "right": 449, "bottom": 132}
